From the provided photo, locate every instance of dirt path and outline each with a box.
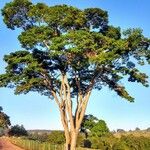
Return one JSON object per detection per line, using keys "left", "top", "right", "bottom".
{"left": 0, "top": 137, "right": 25, "bottom": 150}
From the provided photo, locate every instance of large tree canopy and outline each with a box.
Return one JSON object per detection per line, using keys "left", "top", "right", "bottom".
{"left": 0, "top": 0, "right": 150, "bottom": 149}
{"left": 1, "top": 0, "right": 150, "bottom": 101}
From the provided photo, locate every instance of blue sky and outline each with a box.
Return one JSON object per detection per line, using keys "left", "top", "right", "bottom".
{"left": 0, "top": 0, "right": 150, "bottom": 131}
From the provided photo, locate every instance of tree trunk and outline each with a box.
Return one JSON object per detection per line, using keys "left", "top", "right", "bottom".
{"left": 66, "top": 142, "right": 71, "bottom": 150}
{"left": 65, "top": 131, "right": 78, "bottom": 150}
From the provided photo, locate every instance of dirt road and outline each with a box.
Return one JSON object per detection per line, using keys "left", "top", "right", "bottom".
{"left": 0, "top": 138, "right": 24, "bottom": 150}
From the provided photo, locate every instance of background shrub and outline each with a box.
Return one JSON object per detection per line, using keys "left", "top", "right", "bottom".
{"left": 8, "top": 125, "right": 28, "bottom": 137}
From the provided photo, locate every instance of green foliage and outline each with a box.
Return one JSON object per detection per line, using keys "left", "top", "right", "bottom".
{"left": 48, "top": 131, "right": 65, "bottom": 145}
{"left": 120, "top": 135, "right": 150, "bottom": 150}
{"left": 84, "top": 8, "right": 108, "bottom": 30}
{"left": 8, "top": 124, "right": 28, "bottom": 136}
{"left": 81, "top": 114, "right": 98, "bottom": 132}
{"left": 102, "top": 26, "right": 121, "bottom": 40}
{"left": 28, "top": 132, "right": 90, "bottom": 147}
{"left": 1, "top": 0, "right": 32, "bottom": 30}
{"left": 112, "top": 141, "right": 129, "bottom": 150}
{"left": 0, "top": 106, "right": 11, "bottom": 128}
{"left": 18, "top": 26, "right": 54, "bottom": 49}
{"left": 89, "top": 136, "right": 111, "bottom": 149}
{"left": 81, "top": 115, "right": 109, "bottom": 138}
{"left": 28, "top": 133, "right": 49, "bottom": 142}
{"left": 9, "top": 131, "right": 150, "bottom": 150}
{"left": 86, "top": 134, "right": 150, "bottom": 150}
{"left": 91, "top": 120, "right": 109, "bottom": 137}
{"left": 76, "top": 133, "right": 85, "bottom": 147}
{"left": 1, "top": 0, "right": 150, "bottom": 103}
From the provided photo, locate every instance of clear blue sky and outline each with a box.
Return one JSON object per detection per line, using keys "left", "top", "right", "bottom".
{"left": 0, "top": 0, "right": 150, "bottom": 131}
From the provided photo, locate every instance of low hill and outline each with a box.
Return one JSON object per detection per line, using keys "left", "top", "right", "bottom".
{"left": 113, "top": 129, "right": 150, "bottom": 138}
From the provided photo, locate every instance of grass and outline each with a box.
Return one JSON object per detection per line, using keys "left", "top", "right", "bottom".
{"left": 9, "top": 137, "right": 98, "bottom": 150}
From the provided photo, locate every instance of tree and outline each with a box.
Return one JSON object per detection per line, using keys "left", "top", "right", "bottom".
{"left": 8, "top": 124, "right": 28, "bottom": 136}
{"left": 135, "top": 127, "right": 140, "bottom": 131}
{"left": 0, "top": 0, "right": 150, "bottom": 149}
{"left": 117, "top": 129, "right": 125, "bottom": 133}
{"left": 91, "top": 120, "right": 109, "bottom": 137}
{"left": 81, "top": 114, "right": 98, "bottom": 134}
{"left": 81, "top": 114, "right": 109, "bottom": 138}
{"left": 0, "top": 106, "right": 11, "bottom": 129}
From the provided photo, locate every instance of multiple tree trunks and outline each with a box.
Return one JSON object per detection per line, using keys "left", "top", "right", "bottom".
{"left": 56, "top": 75, "right": 92, "bottom": 150}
